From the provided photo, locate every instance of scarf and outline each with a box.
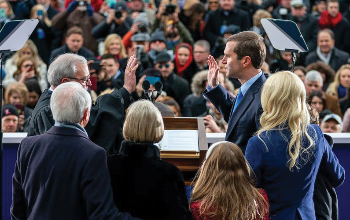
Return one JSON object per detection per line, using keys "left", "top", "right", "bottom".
{"left": 316, "top": 46, "right": 332, "bottom": 65}
{"left": 174, "top": 43, "right": 193, "bottom": 77}
{"left": 319, "top": 11, "right": 343, "bottom": 29}
{"left": 338, "top": 84, "right": 347, "bottom": 99}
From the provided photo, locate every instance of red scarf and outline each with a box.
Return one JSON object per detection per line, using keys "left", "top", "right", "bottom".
{"left": 175, "top": 43, "right": 193, "bottom": 77}
{"left": 319, "top": 11, "right": 343, "bottom": 29}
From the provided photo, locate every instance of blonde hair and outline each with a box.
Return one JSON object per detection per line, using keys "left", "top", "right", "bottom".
{"left": 326, "top": 64, "right": 350, "bottom": 97}
{"left": 5, "top": 82, "right": 29, "bottom": 105}
{"left": 191, "top": 142, "right": 269, "bottom": 220}
{"left": 103, "top": 34, "right": 127, "bottom": 59}
{"left": 11, "top": 39, "right": 44, "bottom": 66}
{"left": 0, "top": 0, "right": 14, "bottom": 17}
{"left": 253, "top": 9, "right": 272, "bottom": 27}
{"left": 258, "top": 71, "right": 314, "bottom": 171}
{"left": 123, "top": 100, "right": 164, "bottom": 143}
{"left": 13, "top": 55, "right": 40, "bottom": 80}
{"left": 30, "top": 4, "right": 51, "bottom": 27}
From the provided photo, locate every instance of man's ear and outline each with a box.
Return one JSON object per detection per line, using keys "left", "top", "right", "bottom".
{"left": 61, "top": 78, "right": 69, "bottom": 84}
{"left": 80, "top": 107, "right": 90, "bottom": 127}
{"left": 242, "top": 56, "right": 251, "bottom": 68}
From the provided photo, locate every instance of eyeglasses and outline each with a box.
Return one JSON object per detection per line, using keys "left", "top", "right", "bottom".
{"left": 194, "top": 51, "right": 207, "bottom": 54}
{"left": 157, "top": 63, "right": 170, "bottom": 69}
{"left": 209, "top": 1, "right": 219, "bottom": 4}
{"left": 66, "top": 76, "right": 91, "bottom": 86}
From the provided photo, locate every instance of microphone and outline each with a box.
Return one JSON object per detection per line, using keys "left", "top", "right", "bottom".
{"left": 142, "top": 80, "right": 150, "bottom": 99}
{"left": 142, "top": 80, "right": 150, "bottom": 90}
{"left": 154, "top": 81, "right": 163, "bottom": 92}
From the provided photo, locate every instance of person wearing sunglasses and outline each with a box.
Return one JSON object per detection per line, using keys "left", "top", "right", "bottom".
{"left": 154, "top": 51, "right": 189, "bottom": 111}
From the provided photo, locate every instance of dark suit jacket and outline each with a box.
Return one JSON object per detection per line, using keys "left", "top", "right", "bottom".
{"left": 49, "top": 45, "right": 96, "bottom": 64}
{"left": 203, "top": 74, "right": 266, "bottom": 152}
{"left": 108, "top": 141, "right": 192, "bottom": 220}
{"left": 245, "top": 124, "right": 345, "bottom": 220}
{"left": 203, "top": 8, "right": 250, "bottom": 47}
{"left": 27, "top": 87, "right": 133, "bottom": 154}
{"left": 11, "top": 126, "right": 135, "bottom": 220}
{"left": 305, "top": 48, "right": 349, "bottom": 72}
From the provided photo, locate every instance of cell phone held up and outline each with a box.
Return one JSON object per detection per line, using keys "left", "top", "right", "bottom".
{"left": 90, "top": 61, "right": 102, "bottom": 72}
{"left": 37, "top": 10, "right": 43, "bottom": 17}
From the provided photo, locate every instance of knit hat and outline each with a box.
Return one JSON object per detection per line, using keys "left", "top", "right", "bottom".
{"left": 155, "top": 51, "right": 171, "bottom": 63}
{"left": 114, "top": 1, "right": 127, "bottom": 11}
{"left": 224, "top": 25, "right": 241, "bottom": 35}
{"left": 131, "top": 32, "right": 150, "bottom": 42}
{"left": 150, "top": 31, "right": 167, "bottom": 44}
{"left": 143, "top": 68, "right": 162, "bottom": 77}
{"left": 134, "top": 12, "right": 149, "bottom": 26}
{"left": 2, "top": 104, "right": 19, "bottom": 118}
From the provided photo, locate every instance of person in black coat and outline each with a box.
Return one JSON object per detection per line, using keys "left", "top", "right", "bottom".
{"left": 305, "top": 29, "right": 349, "bottom": 72}
{"left": 154, "top": 51, "right": 190, "bottom": 110}
{"left": 11, "top": 82, "right": 138, "bottom": 220}
{"left": 92, "top": 1, "right": 132, "bottom": 40}
{"left": 108, "top": 100, "right": 192, "bottom": 220}
{"left": 203, "top": 0, "right": 250, "bottom": 48}
{"left": 49, "top": 26, "right": 96, "bottom": 64}
{"left": 27, "top": 53, "right": 138, "bottom": 155}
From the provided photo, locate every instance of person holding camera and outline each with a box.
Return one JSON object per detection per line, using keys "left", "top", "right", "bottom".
{"left": 51, "top": 0, "right": 104, "bottom": 54}
{"left": 121, "top": 12, "right": 150, "bottom": 52}
{"left": 152, "top": 1, "right": 193, "bottom": 52}
{"left": 203, "top": 0, "right": 250, "bottom": 48}
{"left": 92, "top": 1, "right": 133, "bottom": 41}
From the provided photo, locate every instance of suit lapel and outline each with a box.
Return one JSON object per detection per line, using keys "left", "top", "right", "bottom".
{"left": 225, "top": 74, "right": 265, "bottom": 139}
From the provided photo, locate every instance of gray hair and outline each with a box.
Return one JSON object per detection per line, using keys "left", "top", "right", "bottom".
{"left": 48, "top": 53, "right": 87, "bottom": 87}
{"left": 194, "top": 40, "right": 210, "bottom": 52}
{"left": 51, "top": 82, "right": 91, "bottom": 123}
{"left": 305, "top": 70, "right": 323, "bottom": 86}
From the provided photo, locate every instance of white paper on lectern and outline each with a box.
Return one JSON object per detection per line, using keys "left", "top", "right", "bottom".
{"left": 261, "top": 19, "right": 307, "bottom": 53}
{"left": 0, "top": 19, "right": 39, "bottom": 51}
{"left": 157, "top": 130, "right": 199, "bottom": 152}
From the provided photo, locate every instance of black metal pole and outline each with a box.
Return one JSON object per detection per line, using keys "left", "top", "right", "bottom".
{"left": 0, "top": 52, "right": 4, "bottom": 218}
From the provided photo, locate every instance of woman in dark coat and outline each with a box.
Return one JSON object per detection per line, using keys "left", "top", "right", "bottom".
{"left": 107, "top": 100, "right": 192, "bottom": 220}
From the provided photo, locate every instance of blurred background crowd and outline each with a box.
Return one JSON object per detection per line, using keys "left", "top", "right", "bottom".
{"left": 1, "top": 0, "right": 350, "bottom": 134}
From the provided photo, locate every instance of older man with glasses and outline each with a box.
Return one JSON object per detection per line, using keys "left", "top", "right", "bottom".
{"left": 27, "top": 53, "right": 139, "bottom": 154}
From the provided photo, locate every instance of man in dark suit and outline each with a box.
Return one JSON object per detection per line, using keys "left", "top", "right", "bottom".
{"left": 49, "top": 26, "right": 96, "bottom": 64}
{"left": 11, "top": 82, "right": 139, "bottom": 220}
{"left": 27, "top": 53, "right": 138, "bottom": 154}
{"left": 203, "top": 31, "right": 266, "bottom": 152}
{"left": 305, "top": 29, "right": 349, "bottom": 72}
{"left": 204, "top": 0, "right": 250, "bottom": 48}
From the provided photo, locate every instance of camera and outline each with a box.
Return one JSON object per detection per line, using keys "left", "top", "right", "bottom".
{"left": 138, "top": 23, "right": 147, "bottom": 33}
{"left": 136, "top": 45, "right": 144, "bottom": 62}
{"left": 163, "top": 0, "right": 176, "bottom": 15}
{"left": 78, "top": 0, "right": 88, "bottom": 6}
{"left": 115, "top": 10, "right": 122, "bottom": 19}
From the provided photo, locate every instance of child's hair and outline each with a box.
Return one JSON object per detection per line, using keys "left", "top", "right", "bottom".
{"left": 190, "top": 141, "right": 269, "bottom": 220}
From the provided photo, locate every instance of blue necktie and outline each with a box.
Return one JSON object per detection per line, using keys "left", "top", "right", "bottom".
{"left": 232, "top": 88, "right": 243, "bottom": 113}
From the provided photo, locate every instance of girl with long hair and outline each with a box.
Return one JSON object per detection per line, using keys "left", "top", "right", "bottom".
{"left": 245, "top": 71, "right": 345, "bottom": 219}
{"left": 190, "top": 141, "right": 269, "bottom": 220}
{"left": 4, "top": 40, "right": 47, "bottom": 90}
{"left": 101, "top": 33, "right": 127, "bottom": 60}
{"left": 326, "top": 64, "right": 350, "bottom": 99}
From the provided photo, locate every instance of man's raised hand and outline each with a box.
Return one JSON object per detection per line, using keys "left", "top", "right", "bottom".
{"left": 123, "top": 55, "right": 139, "bottom": 93}
{"left": 207, "top": 55, "right": 219, "bottom": 88}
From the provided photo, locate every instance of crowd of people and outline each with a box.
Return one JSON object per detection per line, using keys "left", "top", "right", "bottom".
{"left": 1, "top": 0, "right": 350, "bottom": 134}
{"left": 3, "top": 0, "right": 348, "bottom": 219}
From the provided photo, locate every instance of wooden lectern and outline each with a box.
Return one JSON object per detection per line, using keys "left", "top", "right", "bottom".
{"left": 160, "top": 117, "right": 208, "bottom": 183}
